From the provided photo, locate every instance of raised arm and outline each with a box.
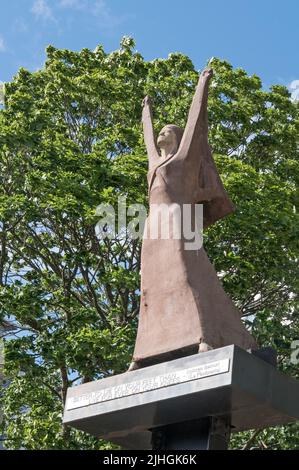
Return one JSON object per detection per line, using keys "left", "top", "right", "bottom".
{"left": 177, "top": 68, "right": 213, "bottom": 159}
{"left": 142, "top": 95, "right": 160, "bottom": 169}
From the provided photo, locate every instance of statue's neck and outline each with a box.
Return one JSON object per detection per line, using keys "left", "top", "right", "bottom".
{"left": 160, "top": 146, "right": 176, "bottom": 160}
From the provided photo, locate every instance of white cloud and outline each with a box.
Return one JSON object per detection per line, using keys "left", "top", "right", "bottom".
{"left": 13, "top": 18, "right": 29, "bottom": 33}
{"left": 31, "top": 0, "right": 54, "bottom": 21}
{"left": 58, "top": 0, "right": 125, "bottom": 28}
{"left": 93, "top": 0, "right": 111, "bottom": 18}
{"left": 0, "top": 37, "right": 6, "bottom": 52}
{"left": 290, "top": 80, "right": 299, "bottom": 89}
{"left": 59, "top": 0, "right": 83, "bottom": 7}
{"left": 289, "top": 80, "right": 299, "bottom": 101}
{"left": 93, "top": 0, "right": 123, "bottom": 27}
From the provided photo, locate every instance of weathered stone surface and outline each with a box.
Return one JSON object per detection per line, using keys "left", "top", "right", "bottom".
{"left": 133, "top": 69, "right": 256, "bottom": 364}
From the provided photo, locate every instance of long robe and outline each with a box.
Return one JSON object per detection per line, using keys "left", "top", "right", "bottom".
{"left": 132, "top": 70, "right": 257, "bottom": 364}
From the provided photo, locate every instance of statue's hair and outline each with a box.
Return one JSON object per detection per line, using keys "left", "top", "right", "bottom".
{"left": 164, "top": 124, "right": 184, "bottom": 148}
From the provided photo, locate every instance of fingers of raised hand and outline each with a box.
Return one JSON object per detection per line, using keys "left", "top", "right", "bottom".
{"left": 201, "top": 68, "right": 213, "bottom": 79}
{"left": 142, "top": 95, "right": 152, "bottom": 107}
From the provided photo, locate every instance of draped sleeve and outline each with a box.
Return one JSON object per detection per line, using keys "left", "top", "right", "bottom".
{"left": 176, "top": 68, "right": 235, "bottom": 228}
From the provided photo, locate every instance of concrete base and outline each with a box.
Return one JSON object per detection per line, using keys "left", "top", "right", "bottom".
{"left": 63, "top": 345, "right": 299, "bottom": 450}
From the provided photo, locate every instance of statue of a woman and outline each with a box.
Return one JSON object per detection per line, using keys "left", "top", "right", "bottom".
{"left": 129, "top": 69, "right": 257, "bottom": 370}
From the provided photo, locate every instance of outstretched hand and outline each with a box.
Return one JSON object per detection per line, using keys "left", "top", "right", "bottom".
{"left": 142, "top": 95, "right": 152, "bottom": 107}
{"left": 201, "top": 68, "right": 213, "bottom": 79}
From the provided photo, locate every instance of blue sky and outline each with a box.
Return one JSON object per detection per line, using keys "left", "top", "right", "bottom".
{"left": 0, "top": 0, "right": 298, "bottom": 98}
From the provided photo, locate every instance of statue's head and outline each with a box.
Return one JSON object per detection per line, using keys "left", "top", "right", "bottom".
{"left": 157, "top": 125, "right": 184, "bottom": 155}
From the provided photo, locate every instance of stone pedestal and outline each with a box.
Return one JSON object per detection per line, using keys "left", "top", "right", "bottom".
{"left": 63, "top": 345, "right": 299, "bottom": 450}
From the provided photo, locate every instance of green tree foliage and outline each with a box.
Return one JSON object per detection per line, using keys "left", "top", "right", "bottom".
{"left": 0, "top": 37, "right": 298, "bottom": 449}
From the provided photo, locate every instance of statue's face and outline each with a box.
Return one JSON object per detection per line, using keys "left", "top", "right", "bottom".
{"left": 157, "top": 126, "right": 177, "bottom": 152}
